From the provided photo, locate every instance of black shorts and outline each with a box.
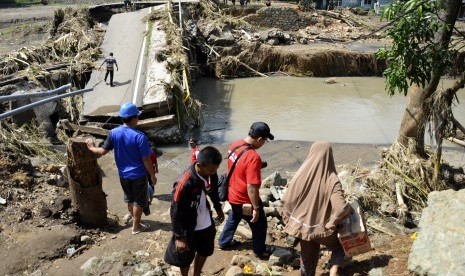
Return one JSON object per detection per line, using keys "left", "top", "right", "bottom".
{"left": 164, "top": 225, "right": 216, "bottom": 268}
{"left": 119, "top": 176, "right": 148, "bottom": 208}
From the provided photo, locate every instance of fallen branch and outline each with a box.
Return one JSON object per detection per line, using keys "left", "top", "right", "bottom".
{"left": 205, "top": 43, "right": 220, "bottom": 57}
{"left": 69, "top": 244, "right": 87, "bottom": 258}
{"left": 366, "top": 222, "right": 396, "bottom": 237}
{"left": 447, "top": 137, "right": 465, "bottom": 147}
{"left": 320, "top": 10, "right": 365, "bottom": 27}
{"left": 395, "top": 182, "right": 407, "bottom": 225}
{"left": 233, "top": 57, "right": 268, "bottom": 78}
{"left": 384, "top": 158, "right": 428, "bottom": 198}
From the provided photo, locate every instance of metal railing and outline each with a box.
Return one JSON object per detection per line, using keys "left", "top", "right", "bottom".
{"left": 0, "top": 84, "right": 93, "bottom": 120}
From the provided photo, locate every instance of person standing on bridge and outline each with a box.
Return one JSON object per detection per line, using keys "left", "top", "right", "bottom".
{"left": 100, "top": 52, "right": 119, "bottom": 87}
{"left": 86, "top": 102, "right": 157, "bottom": 235}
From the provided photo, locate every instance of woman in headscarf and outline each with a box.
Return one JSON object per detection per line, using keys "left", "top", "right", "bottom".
{"left": 281, "top": 141, "right": 352, "bottom": 276}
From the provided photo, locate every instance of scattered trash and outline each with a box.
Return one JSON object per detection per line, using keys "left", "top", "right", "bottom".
{"left": 0, "top": 197, "right": 6, "bottom": 205}
{"left": 243, "top": 264, "right": 254, "bottom": 274}
{"left": 410, "top": 232, "right": 418, "bottom": 240}
{"left": 66, "top": 247, "right": 76, "bottom": 255}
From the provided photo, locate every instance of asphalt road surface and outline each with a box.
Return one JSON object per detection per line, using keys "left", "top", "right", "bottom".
{"left": 83, "top": 8, "right": 151, "bottom": 118}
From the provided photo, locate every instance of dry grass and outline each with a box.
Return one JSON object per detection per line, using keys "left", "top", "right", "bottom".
{"left": 0, "top": 121, "right": 65, "bottom": 164}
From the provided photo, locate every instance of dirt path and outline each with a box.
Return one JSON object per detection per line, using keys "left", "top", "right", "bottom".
{"left": 20, "top": 140, "right": 462, "bottom": 275}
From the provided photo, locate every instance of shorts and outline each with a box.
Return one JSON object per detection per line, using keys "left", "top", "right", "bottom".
{"left": 119, "top": 176, "right": 148, "bottom": 208}
{"left": 164, "top": 225, "right": 216, "bottom": 268}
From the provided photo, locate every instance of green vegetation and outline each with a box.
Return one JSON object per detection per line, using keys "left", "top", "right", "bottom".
{"left": 0, "top": 0, "right": 46, "bottom": 5}
{"left": 146, "top": 19, "right": 154, "bottom": 57}
{"left": 377, "top": 0, "right": 449, "bottom": 96}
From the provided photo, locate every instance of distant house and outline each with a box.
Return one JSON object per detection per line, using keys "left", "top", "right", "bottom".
{"left": 314, "top": 0, "right": 392, "bottom": 10}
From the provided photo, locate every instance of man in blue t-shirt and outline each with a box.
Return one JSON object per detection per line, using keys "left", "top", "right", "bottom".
{"left": 86, "top": 102, "right": 157, "bottom": 235}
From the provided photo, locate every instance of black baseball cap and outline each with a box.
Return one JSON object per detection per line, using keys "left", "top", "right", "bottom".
{"left": 249, "top": 122, "right": 274, "bottom": 140}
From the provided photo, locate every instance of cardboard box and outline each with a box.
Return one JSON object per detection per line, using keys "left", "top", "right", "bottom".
{"left": 337, "top": 201, "right": 372, "bottom": 257}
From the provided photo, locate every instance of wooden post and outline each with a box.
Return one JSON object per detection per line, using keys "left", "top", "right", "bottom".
{"left": 67, "top": 136, "right": 107, "bottom": 227}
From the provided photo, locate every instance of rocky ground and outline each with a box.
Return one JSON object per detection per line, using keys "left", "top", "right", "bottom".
{"left": 1, "top": 139, "right": 465, "bottom": 275}
{"left": 2, "top": 1, "right": 465, "bottom": 276}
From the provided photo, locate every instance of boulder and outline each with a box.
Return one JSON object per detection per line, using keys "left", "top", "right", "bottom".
{"left": 262, "top": 172, "right": 287, "bottom": 188}
{"left": 408, "top": 189, "right": 465, "bottom": 275}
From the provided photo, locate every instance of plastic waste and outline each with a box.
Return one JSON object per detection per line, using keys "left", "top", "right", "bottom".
{"left": 66, "top": 247, "right": 76, "bottom": 255}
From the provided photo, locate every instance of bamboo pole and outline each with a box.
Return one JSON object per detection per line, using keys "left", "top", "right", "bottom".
{"left": 447, "top": 137, "right": 465, "bottom": 147}
{"left": 384, "top": 159, "right": 428, "bottom": 198}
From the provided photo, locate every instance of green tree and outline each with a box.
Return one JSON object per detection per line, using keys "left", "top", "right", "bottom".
{"left": 377, "top": 0, "right": 464, "bottom": 160}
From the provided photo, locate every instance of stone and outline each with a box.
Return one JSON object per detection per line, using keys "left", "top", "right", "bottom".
{"left": 260, "top": 188, "right": 272, "bottom": 197}
{"left": 80, "top": 235, "right": 92, "bottom": 243}
{"left": 230, "top": 254, "right": 252, "bottom": 266}
{"left": 29, "top": 270, "right": 43, "bottom": 276}
{"left": 135, "top": 250, "right": 147, "bottom": 256}
{"left": 269, "top": 186, "right": 286, "bottom": 201}
{"left": 80, "top": 256, "right": 98, "bottom": 270}
{"left": 268, "top": 248, "right": 293, "bottom": 266}
{"left": 379, "top": 201, "right": 396, "bottom": 215}
{"left": 408, "top": 189, "right": 465, "bottom": 275}
{"left": 236, "top": 225, "right": 253, "bottom": 239}
{"left": 324, "top": 78, "right": 337, "bottom": 84}
{"left": 263, "top": 207, "right": 279, "bottom": 217}
{"left": 225, "top": 265, "right": 243, "bottom": 276}
{"left": 262, "top": 172, "right": 286, "bottom": 188}
{"left": 260, "top": 194, "right": 270, "bottom": 206}
{"left": 368, "top": 268, "right": 386, "bottom": 276}
{"left": 254, "top": 262, "right": 271, "bottom": 275}
{"left": 267, "top": 38, "right": 280, "bottom": 46}
{"left": 269, "top": 200, "right": 282, "bottom": 208}
{"left": 142, "top": 266, "right": 165, "bottom": 276}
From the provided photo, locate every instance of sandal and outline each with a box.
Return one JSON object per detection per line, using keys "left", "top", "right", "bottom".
{"left": 219, "top": 239, "right": 242, "bottom": 250}
{"left": 132, "top": 223, "right": 150, "bottom": 235}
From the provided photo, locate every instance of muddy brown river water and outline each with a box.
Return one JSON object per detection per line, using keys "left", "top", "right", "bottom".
{"left": 191, "top": 76, "right": 465, "bottom": 145}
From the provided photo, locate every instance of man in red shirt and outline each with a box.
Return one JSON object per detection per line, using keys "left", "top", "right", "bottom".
{"left": 218, "top": 122, "right": 274, "bottom": 259}
{"left": 189, "top": 138, "right": 201, "bottom": 163}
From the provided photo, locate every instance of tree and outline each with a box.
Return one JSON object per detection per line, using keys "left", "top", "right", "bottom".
{"left": 377, "top": 0, "right": 463, "bottom": 158}
{"left": 371, "top": 0, "right": 465, "bottom": 213}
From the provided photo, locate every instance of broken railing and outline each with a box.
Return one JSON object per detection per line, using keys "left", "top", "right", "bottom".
{"left": 0, "top": 84, "right": 93, "bottom": 120}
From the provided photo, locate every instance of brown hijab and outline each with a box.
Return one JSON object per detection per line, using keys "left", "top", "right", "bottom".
{"left": 281, "top": 141, "right": 350, "bottom": 241}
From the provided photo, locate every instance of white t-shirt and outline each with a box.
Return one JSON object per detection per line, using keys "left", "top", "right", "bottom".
{"left": 194, "top": 174, "right": 212, "bottom": 231}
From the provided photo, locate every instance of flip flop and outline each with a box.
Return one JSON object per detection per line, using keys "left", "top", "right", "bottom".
{"left": 132, "top": 223, "right": 150, "bottom": 235}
